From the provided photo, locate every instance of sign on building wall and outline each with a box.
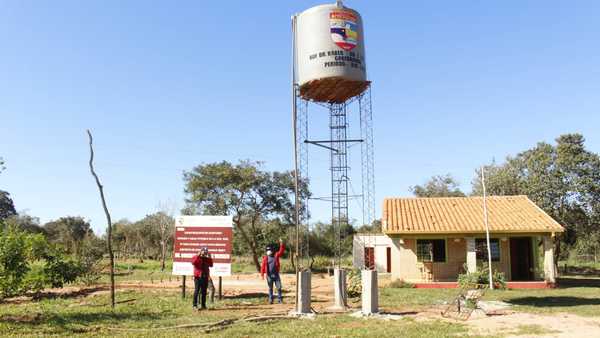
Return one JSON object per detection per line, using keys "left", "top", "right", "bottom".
{"left": 172, "top": 216, "right": 233, "bottom": 277}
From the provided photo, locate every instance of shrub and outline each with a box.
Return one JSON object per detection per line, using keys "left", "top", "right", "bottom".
{"left": 347, "top": 268, "right": 362, "bottom": 297}
{"left": 42, "top": 251, "right": 82, "bottom": 288}
{"left": 0, "top": 225, "right": 86, "bottom": 299}
{"left": 76, "top": 235, "right": 104, "bottom": 285}
{"left": 0, "top": 226, "right": 33, "bottom": 298}
{"left": 387, "top": 279, "right": 414, "bottom": 288}
{"left": 457, "top": 265, "right": 506, "bottom": 290}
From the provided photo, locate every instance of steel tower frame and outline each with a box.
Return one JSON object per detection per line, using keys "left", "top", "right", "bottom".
{"left": 294, "top": 86, "right": 311, "bottom": 269}
{"left": 329, "top": 103, "right": 350, "bottom": 265}
{"left": 296, "top": 95, "right": 373, "bottom": 267}
{"left": 359, "top": 86, "right": 375, "bottom": 228}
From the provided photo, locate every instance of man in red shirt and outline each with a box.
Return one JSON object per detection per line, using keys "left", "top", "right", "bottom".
{"left": 260, "top": 239, "right": 285, "bottom": 304}
{"left": 191, "top": 247, "right": 213, "bottom": 310}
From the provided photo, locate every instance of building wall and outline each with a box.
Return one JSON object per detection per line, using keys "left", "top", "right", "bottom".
{"left": 388, "top": 234, "right": 531, "bottom": 282}
{"left": 434, "top": 238, "right": 467, "bottom": 280}
{"left": 352, "top": 234, "right": 394, "bottom": 273}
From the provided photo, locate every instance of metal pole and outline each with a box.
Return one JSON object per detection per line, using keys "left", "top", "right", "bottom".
{"left": 481, "top": 166, "right": 494, "bottom": 290}
{"left": 182, "top": 275, "right": 186, "bottom": 299}
{"left": 291, "top": 13, "right": 301, "bottom": 310}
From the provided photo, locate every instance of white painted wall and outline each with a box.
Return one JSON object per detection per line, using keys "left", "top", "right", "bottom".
{"left": 352, "top": 234, "right": 394, "bottom": 273}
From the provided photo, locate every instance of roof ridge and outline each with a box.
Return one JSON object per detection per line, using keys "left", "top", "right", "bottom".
{"left": 383, "top": 195, "right": 528, "bottom": 200}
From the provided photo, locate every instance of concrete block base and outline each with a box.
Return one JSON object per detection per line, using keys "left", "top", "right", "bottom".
{"left": 331, "top": 268, "right": 347, "bottom": 310}
{"left": 361, "top": 269, "right": 379, "bottom": 314}
{"left": 296, "top": 270, "right": 312, "bottom": 314}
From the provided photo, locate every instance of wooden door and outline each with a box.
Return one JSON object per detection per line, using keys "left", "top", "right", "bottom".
{"left": 510, "top": 237, "right": 533, "bottom": 281}
{"left": 364, "top": 247, "right": 375, "bottom": 270}
{"left": 386, "top": 247, "right": 391, "bottom": 273}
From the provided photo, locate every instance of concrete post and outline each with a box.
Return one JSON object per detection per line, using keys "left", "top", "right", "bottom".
{"left": 466, "top": 237, "right": 477, "bottom": 273}
{"left": 332, "top": 268, "right": 347, "bottom": 310}
{"left": 296, "top": 270, "right": 312, "bottom": 314}
{"left": 543, "top": 236, "right": 556, "bottom": 283}
{"left": 361, "top": 269, "right": 378, "bottom": 314}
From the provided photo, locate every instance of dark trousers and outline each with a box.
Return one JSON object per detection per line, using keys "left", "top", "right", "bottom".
{"left": 193, "top": 275, "right": 209, "bottom": 308}
{"left": 267, "top": 273, "right": 282, "bottom": 303}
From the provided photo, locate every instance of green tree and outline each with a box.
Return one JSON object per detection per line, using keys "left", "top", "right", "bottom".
{"left": 308, "top": 219, "right": 356, "bottom": 257}
{"left": 356, "top": 219, "right": 382, "bottom": 233}
{"left": 0, "top": 224, "right": 34, "bottom": 298}
{"left": 472, "top": 134, "right": 600, "bottom": 259}
{"left": 142, "top": 210, "right": 175, "bottom": 270}
{"left": 0, "top": 224, "right": 82, "bottom": 299}
{"left": 3, "top": 213, "right": 45, "bottom": 234}
{"left": 44, "top": 217, "right": 93, "bottom": 256}
{"left": 574, "top": 231, "right": 600, "bottom": 264}
{"left": 0, "top": 191, "right": 16, "bottom": 221}
{"left": 183, "top": 160, "right": 309, "bottom": 271}
{"left": 0, "top": 158, "right": 16, "bottom": 221}
{"left": 411, "top": 174, "right": 466, "bottom": 197}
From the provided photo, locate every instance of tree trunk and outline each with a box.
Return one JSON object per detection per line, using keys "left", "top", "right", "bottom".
{"left": 290, "top": 250, "right": 296, "bottom": 271}
{"left": 250, "top": 244, "right": 260, "bottom": 272}
{"left": 234, "top": 217, "right": 261, "bottom": 272}
{"left": 87, "top": 130, "right": 115, "bottom": 309}
{"left": 160, "top": 239, "right": 166, "bottom": 271}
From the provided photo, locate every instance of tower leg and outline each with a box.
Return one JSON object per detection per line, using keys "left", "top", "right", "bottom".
{"left": 332, "top": 268, "right": 347, "bottom": 310}
{"left": 361, "top": 269, "right": 379, "bottom": 314}
{"left": 296, "top": 270, "right": 312, "bottom": 314}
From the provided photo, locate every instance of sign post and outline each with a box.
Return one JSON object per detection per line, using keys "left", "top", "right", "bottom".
{"left": 172, "top": 216, "right": 233, "bottom": 299}
{"left": 218, "top": 276, "right": 222, "bottom": 300}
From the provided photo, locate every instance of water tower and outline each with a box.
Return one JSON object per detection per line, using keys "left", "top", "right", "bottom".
{"left": 291, "top": 0, "right": 376, "bottom": 312}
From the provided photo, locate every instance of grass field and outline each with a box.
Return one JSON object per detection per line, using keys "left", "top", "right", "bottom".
{"left": 0, "top": 287, "right": 475, "bottom": 338}
{"left": 1, "top": 258, "right": 599, "bottom": 337}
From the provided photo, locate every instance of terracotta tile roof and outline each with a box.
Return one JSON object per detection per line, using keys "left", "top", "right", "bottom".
{"left": 382, "top": 195, "right": 564, "bottom": 234}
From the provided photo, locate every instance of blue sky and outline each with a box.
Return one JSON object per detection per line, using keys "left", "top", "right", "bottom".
{"left": 2, "top": 1, "right": 599, "bottom": 235}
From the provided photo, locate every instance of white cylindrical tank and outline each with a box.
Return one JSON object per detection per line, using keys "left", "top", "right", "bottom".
{"left": 294, "top": 2, "right": 369, "bottom": 103}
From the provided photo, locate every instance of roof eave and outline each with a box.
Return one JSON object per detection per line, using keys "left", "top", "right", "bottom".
{"left": 383, "top": 228, "right": 565, "bottom": 235}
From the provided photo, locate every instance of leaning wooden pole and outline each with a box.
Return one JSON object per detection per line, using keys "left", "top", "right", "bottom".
{"left": 87, "top": 130, "right": 116, "bottom": 308}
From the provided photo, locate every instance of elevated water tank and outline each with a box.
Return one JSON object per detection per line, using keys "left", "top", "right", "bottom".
{"left": 294, "top": 1, "right": 369, "bottom": 103}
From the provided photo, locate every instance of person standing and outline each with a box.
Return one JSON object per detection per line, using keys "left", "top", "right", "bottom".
{"left": 260, "top": 239, "right": 285, "bottom": 304}
{"left": 191, "top": 247, "right": 213, "bottom": 310}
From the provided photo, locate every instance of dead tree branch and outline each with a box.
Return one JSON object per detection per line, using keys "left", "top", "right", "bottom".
{"left": 87, "top": 129, "right": 115, "bottom": 309}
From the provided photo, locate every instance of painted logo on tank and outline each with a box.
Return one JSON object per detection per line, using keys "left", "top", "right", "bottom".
{"left": 330, "top": 10, "right": 358, "bottom": 51}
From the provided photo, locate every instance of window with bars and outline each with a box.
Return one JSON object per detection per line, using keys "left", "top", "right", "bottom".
{"left": 416, "top": 239, "right": 446, "bottom": 262}
{"left": 476, "top": 238, "right": 500, "bottom": 262}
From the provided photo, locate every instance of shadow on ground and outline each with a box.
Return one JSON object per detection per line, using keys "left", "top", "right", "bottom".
{"left": 559, "top": 267, "right": 600, "bottom": 276}
{"left": 1, "top": 286, "right": 108, "bottom": 304}
{"left": 0, "top": 310, "right": 164, "bottom": 332}
{"left": 223, "top": 292, "right": 268, "bottom": 299}
{"left": 508, "top": 296, "right": 600, "bottom": 307}
{"left": 558, "top": 277, "right": 600, "bottom": 288}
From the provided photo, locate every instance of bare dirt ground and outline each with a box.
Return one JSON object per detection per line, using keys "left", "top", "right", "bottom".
{"left": 467, "top": 312, "right": 600, "bottom": 338}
